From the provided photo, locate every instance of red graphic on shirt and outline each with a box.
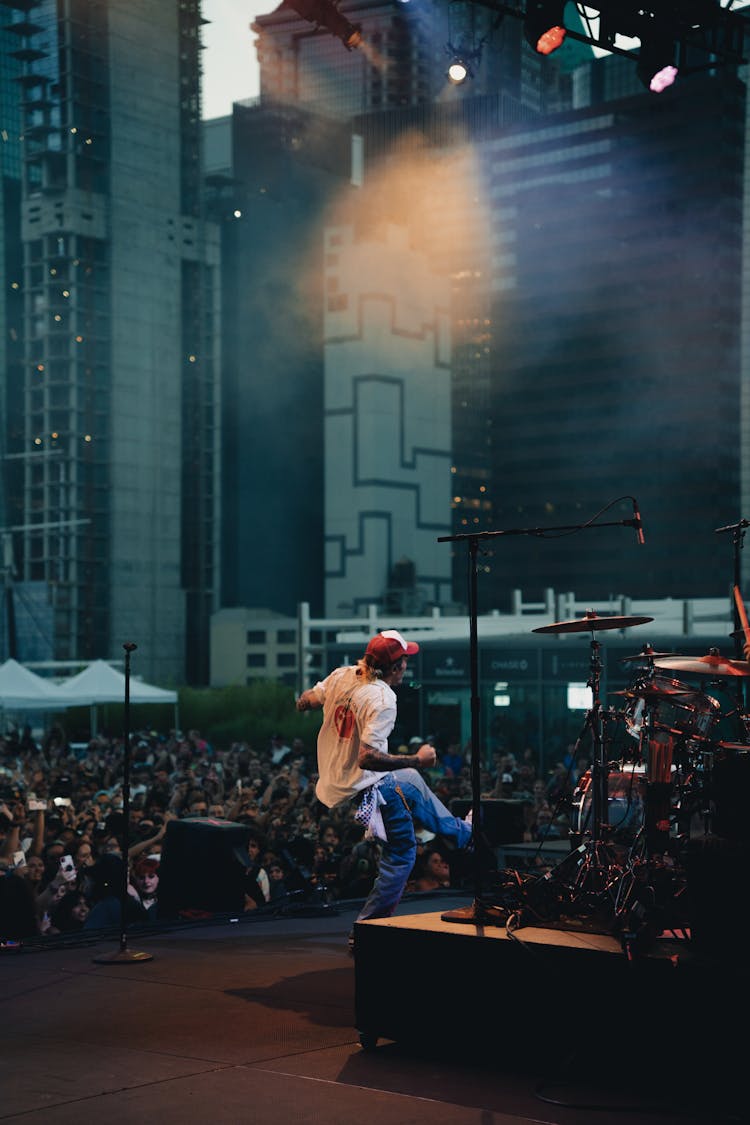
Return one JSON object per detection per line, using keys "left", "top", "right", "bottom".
{"left": 334, "top": 704, "right": 356, "bottom": 739}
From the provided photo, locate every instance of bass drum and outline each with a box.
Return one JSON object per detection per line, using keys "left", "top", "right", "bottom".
{"left": 571, "top": 766, "right": 646, "bottom": 845}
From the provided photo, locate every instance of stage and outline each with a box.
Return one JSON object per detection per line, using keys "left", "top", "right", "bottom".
{"left": 0, "top": 891, "right": 742, "bottom": 1125}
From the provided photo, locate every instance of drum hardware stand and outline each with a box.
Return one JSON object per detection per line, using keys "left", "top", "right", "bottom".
{"left": 555, "top": 636, "right": 633, "bottom": 914}
{"left": 715, "top": 516, "right": 748, "bottom": 710}
{"left": 436, "top": 499, "right": 649, "bottom": 928}
{"left": 670, "top": 737, "right": 702, "bottom": 841}
{"left": 633, "top": 709, "right": 707, "bottom": 947}
{"left": 588, "top": 637, "right": 608, "bottom": 840}
{"left": 697, "top": 744, "right": 716, "bottom": 838}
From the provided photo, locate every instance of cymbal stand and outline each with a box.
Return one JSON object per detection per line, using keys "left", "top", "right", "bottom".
{"left": 715, "top": 516, "right": 748, "bottom": 709}
{"left": 436, "top": 501, "right": 646, "bottom": 927}
{"left": 563, "top": 634, "right": 626, "bottom": 906}
{"left": 588, "top": 635, "right": 607, "bottom": 843}
{"left": 712, "top": 517, "right": 748, "bottom": 836}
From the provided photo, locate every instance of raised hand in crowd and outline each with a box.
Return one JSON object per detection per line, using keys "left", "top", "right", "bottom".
{"left": 0, "top": 801, "right": 22, "bottom": 862}
{"left": 35, "top": 855, "right": 78, "bottom": 930}
{"left": 128, "top": 810, "right": 175, "bottom": 862}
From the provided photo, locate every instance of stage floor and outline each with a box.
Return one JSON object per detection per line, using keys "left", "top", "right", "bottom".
{"left": 0, "top": 891, "right": 741, "bottom": 1125}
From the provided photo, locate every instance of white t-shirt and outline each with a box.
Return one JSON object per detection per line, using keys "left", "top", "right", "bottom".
{"left": 310, "top": 665, "right": 396, "bottom": 808}
{"left": 257, "top": 867, "right": 270, "bottom": 903}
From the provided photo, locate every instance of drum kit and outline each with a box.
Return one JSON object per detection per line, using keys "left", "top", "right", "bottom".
{"left": 530, "top": 608, "right": 750, "bottom": 939}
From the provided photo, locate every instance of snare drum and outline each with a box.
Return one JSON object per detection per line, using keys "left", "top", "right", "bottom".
{"left": 571, "top": 766, "right": 646, "bottom": 844}
{"left": 624, "top": 674, "right": 720, "bottom": 745}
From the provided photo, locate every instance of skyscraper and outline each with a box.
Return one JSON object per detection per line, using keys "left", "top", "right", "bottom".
{"left": 481, "top": 66, "right": 745, "bottom": 606}
{"left": 1, "top": 0, "right": 219, "bottom": 683}
{"left": 218, "top": 2, "right": 567, "bottom": 621}
{"left": 0, "top": 15, "right": 25, "bottom": 660}
{"left": 212, "top": 100, "right": 351, "bottom": 619}
{"left": 220, "top": 3, "right": 747, "bottom": 633}
{"left": 346, "top": 30, "right": 746, "bottom": 608}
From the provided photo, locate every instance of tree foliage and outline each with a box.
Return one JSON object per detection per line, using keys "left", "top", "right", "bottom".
{"left": 58, "top": 680, "right": 322, "bottom": 751}
{"left": 178, "top": 679, "right": 321, "bottom": 747}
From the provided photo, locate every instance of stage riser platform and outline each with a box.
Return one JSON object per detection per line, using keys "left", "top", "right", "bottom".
{"left": 354, "top": 911, "right": 743, "bottom": 1063}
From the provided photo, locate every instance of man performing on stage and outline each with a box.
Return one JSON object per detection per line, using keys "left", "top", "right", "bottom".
{"left": 296, "top": 629, "right": 473, "bottom": 926}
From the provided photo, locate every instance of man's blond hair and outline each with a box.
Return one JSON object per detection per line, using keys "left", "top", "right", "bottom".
{"left": 357, "top": 655, "right": 381, "bottom": 683}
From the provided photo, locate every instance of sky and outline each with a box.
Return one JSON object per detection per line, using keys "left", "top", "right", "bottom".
{"left": 199, "top": 1, "right": 750, "bottom": 120}
{"left": 201, "top": 0, "right": 271, "bottom": 119}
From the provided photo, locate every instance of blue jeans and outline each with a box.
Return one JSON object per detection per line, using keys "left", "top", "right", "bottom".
{"left": 356, "top": 768, "right": 472, "bottom": 922}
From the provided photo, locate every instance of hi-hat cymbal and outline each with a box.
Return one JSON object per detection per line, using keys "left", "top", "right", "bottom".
{"left": 532, "top": 610, "right": 653, "bottom": 635}
{"left": 620, "top": 648, "right": 674, "bottom": 664}
{"left": 653, "top": 653, "right": 750, "bottom": 677}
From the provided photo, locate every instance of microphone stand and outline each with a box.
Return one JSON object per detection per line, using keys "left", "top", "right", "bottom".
{"left": 727, "top": 520, "right": 748, "bottom": 709}
{"left": 93, "top": 642, "right": 153, "bottom": 964}
{"left": 712, "top": 518, "right": 750, "bottom": 839}
{"left": 437, "top": 512, "right": 639, "bottom": 926}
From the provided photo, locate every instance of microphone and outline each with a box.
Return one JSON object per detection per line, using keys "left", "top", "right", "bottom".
{"left": 632, "top": 498, "right": 645, "bottom": 546}
{"left": 715, "top": 519, "right": 750, "bottom": 535}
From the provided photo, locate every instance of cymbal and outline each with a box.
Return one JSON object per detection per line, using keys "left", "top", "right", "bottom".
{"left": 532, "top": 610, "right": 654, "bottom": 635}
{"left": 620, "top": 648, "right": 674, "bottom": 664}
{"left": 611, "top": 686, "right": 699, "bottom": 700}
{"left": 653, "top": 653, "right": 750, "bottom": 677}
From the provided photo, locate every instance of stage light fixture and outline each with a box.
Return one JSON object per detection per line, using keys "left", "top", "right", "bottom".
{"left": 636, "top": 30, "right": 678, "bottom": 93}
{"left": 524, "top": 0, "right": 567, "bottom": 56}
{"left": 447, "top": 57, "right": 470, "bottom": 84}
{"left": 445, "top": 38, "right": 482, "bottom": 85}
{"left": 282, "top": 0, "right": 362, "bottom": 50}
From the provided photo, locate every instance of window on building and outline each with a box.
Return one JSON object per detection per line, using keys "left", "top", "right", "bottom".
{"left": 247, "top": 653, "right": 266, "bottom": 668}
{"left": 247, "top": 630, "right": 265, "bottom": 644}
{"left": 567, "top": 683, "right": 592, "bottom": 710}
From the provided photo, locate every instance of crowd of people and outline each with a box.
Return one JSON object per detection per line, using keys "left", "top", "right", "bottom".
{"left": 0, "top": 720, "right": 585, "bottom": 946}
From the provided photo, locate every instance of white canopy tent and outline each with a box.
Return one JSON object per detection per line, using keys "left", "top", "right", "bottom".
{"left": 0, "top": 658, "right": 71, "bottom": 712}
{"left": 56, "top": 659, "right": 179, "bottom": 735}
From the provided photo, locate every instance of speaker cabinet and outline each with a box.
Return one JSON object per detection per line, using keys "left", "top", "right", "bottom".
{"left": 157, "top": 817, "right": 250, "bottom": 918}
{"left": 685, "top": 836, "right": 750, "bottom": 954}
{"left": 450, "top": 798, "right": 525, "bottom": 846}
{"left": 712, "top": 750, "right": 750, "bottom": 842}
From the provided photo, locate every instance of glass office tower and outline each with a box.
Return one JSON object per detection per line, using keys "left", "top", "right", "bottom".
{"left": 1, "top": 0, "right": 219, "bottom": 683}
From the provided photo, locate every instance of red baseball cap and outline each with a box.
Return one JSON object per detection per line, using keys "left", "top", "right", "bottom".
{"left": 365, "top": 629, "right": 419, "bottom": 667}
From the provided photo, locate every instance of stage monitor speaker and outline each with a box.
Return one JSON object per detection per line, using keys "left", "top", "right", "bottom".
{"left": 157, "top": 817, "right": 250, "bottom": 919}
{"left": 450, "top": 798, "right": 525, "bottom": 846}
{"left": 711, "top": 751, "right": 750, "bottom": 842}
{"left": 685, "top": 836, "right": 750, "bottom": 954}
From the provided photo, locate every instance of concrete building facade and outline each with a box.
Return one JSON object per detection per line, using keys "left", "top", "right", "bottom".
{"left": 2, "top": 0, "right": 220, "bottom": 684}
{"left": 323, "top": 222, "right": 453, "bottom": 615}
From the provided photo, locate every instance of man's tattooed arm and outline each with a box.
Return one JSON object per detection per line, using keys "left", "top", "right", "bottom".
{"left": 358, "top": 742, "right": 435, "bottom": 771}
